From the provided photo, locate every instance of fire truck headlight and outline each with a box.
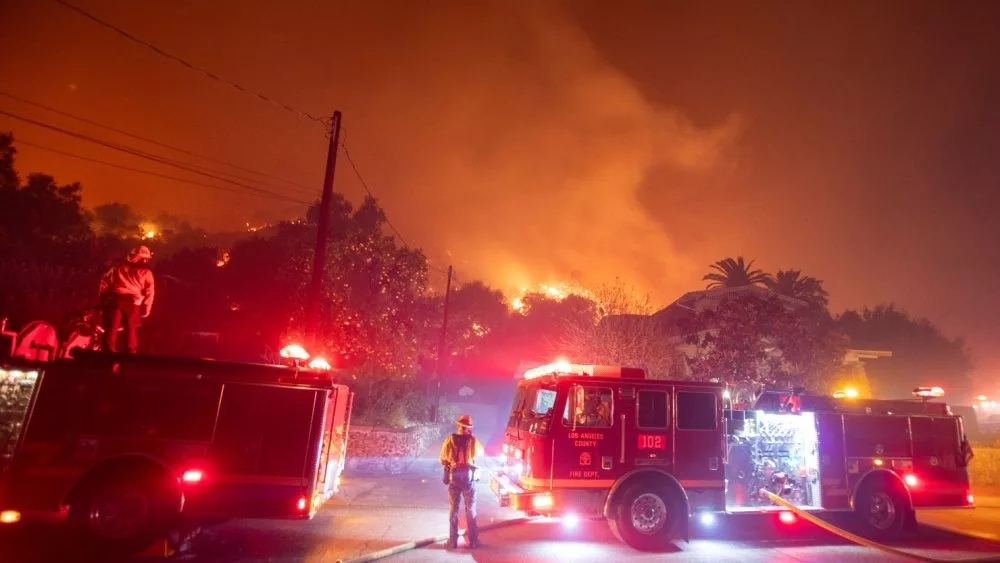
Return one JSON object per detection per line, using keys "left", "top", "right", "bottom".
{"left": 563, "top": 514, "right": 579, "bottom": 528}
{"left": 699, "top": 512, "right": 716, "bottom": 527}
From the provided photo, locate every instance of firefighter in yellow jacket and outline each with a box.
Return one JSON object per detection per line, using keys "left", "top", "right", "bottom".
{"left": 98, "top": 246, "right": 155, "bottom": 353}
{"left": 440, "top": 414, "right": 485, "bottom": 548}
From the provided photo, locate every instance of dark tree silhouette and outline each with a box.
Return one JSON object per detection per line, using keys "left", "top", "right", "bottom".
{"left": 837, "top": 304, "right": 973, "bottom": 400}
{"left": 766, "top": 269, "right": 830, "bottom": 309}
{"left": 703, "top": 256, "right": 772, "bottom": 288}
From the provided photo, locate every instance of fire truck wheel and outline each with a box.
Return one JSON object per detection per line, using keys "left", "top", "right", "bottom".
{"left": 68, "top": 470, "right": 179, "bottom": 556}
{"left": 854, "top": 480, "right": 909, "bottom": 539}
{"left": 610, "top": 482, "right": 682, "bottom": 551}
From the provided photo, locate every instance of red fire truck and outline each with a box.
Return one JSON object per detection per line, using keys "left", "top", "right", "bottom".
{"left": 490, "top": 361, "right": 975, "bottom": 551}
{"left": 0, "top": 350, "right": 353, "bottom": 555}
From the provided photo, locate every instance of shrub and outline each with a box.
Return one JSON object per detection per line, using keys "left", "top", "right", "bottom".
{"left": 349, "top": 372, "right": 428, "bottom": 429}
{"left": 970, "top": 446, "right": 1000, "bottom": 492}
{"left": 437, "top": 403, "right": 462, "bottom": 425}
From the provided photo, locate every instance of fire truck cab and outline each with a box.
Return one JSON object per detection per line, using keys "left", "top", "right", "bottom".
{"left": 0, "top": 351, "right": 353, "bottom": 555}
{"left": 491, "top": 362, "right": 974, "bottom": 551}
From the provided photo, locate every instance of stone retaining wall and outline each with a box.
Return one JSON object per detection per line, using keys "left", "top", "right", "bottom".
{"left": 346, "top": 424, "right": 444, "bottom": 459}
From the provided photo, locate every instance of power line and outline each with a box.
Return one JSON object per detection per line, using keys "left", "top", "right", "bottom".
{"left": 339, "top": 143, "right": 454, "bottom": 275}
{"left": 0, "top": 108, "right": 311, "bottom": 203}
{"left": 45, "top": 0, "right": 446, "bottom": 274}
{"left": 15, "top": 138, "right": 309, "bottom": 204}
{"left": 337, "top": 127, "right": 457, "bottom": 277}
{"left": 0, "top": 90, "right": 317, "bottom": 195}
{"left": 50, "top": 0, "right": 327, "bottom": 127}
{"left": 338, "top": 140, "right": 410, "bottom": 248}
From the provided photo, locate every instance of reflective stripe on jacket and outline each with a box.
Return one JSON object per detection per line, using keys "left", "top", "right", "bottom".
{"left": 439, "top": 433, "right": 483, "bottom": 468}
{"left": 99, "top": 263, "right": 155, "bottom": 308}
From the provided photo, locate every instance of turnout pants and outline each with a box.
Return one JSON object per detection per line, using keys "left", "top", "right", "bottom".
{"left": 103, "top": 293, "right": 140, "bottom": 353}
{"left": 448, "top": 470, "right": 478, "bottom": 544}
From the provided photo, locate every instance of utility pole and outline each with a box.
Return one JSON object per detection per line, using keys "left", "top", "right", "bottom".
{"left": 305, "top": 111, "right": 342, "bottom": 346}
{"left": 431, "top": 265, "right": 453, "bottom": 422}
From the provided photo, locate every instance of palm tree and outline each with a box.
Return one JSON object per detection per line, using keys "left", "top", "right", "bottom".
{"left": 703, "top": 257, "right": 772, "bottom": 289}
{"left": 765, "top": 269, "right": 829, "bottom": 308}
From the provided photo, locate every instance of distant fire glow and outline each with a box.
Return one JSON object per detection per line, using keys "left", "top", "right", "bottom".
{"left": 507, "top": 281, "right": 592, "bottom": 313}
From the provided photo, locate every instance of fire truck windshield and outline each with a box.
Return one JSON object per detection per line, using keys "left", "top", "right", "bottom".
{"left": 506, "top": 381, "right": 558, "bottom": 436}
{"left": 529, "top": 387, "right": 557, "bottom": 417}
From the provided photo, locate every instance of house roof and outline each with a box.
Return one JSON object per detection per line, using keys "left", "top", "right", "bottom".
{"left": 652, "top": 285, "right": 806, "bottom": 323}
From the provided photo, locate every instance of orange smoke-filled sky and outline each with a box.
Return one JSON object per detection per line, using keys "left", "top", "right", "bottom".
{"left": 1, "top": 0, "right": 999, "bottom": 390}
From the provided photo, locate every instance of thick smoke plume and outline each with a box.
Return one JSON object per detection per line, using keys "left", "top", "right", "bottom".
{"left": 343, "top": 1, "right": 740, "bottom": 301}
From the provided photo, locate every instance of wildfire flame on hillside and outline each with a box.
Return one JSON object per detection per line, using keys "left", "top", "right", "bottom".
{"left": 508, "top": 281, "right": 594, "bottom": 314}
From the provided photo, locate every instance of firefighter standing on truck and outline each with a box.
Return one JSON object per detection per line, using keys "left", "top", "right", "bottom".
{"left": 440, "top": 414, "right": 484, "bottom": 549}
{"left": 98, "top": 245, "right": 155, "bottom": 353}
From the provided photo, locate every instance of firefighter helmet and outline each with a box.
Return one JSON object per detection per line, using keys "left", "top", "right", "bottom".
{"left": 456, "top": 414, "right": 474, "bottom": 428}
{"left": 128, "top": 245, "right": 153, "bottom": 263}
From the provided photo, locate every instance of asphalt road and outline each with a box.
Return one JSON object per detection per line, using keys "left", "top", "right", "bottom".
{"left": 391, "top": 514, "right": 1000, "bottom": 563}
{"left": 2, "top": 458, "right": 999, "bottom": 562}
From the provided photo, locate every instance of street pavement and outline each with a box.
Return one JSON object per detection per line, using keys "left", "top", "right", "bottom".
{"left": 2, "top": 458, "right": 999, "bottom": 562}
{"left": 920, "top": 497, "right": 1000, "bottom": 542}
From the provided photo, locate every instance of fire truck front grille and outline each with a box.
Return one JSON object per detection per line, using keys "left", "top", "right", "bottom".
{"left": 553, "top": 488, "right": 607, "bottom": 516}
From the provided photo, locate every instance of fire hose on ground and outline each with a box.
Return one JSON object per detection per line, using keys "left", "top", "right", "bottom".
{"left": 760, "top": 489, "right": 1000, "bottom": 563}
{"left": 336, "top": 492, "right": 1000, "bottom": 563}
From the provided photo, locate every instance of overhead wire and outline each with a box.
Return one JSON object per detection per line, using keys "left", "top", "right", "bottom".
{"left": 339, "top": 128, "right": 456, "bottom": 279}
{"left": 0, "top": 90, "right": 317, "bottom": 195}
{"left": 50, "top": 0, "right": 328, "bottom": 127}
{"left": 47, "top": 0, "right": 460, "bottom": 281}
{"left": 0, "top": 109, "right": 311, "bottom": 204}
{"left": 338, "top": 129, "right": 409, "bottom": 248}
{"left": 14, "top": 138, "right": 308, "bottom": 204}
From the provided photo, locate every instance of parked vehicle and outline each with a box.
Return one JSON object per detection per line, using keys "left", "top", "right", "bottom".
{"left": 491, "top": 361, "right": 974, "bottom": 551}
{"left": 0, "top": 351, "right": 352, "bottom": 556}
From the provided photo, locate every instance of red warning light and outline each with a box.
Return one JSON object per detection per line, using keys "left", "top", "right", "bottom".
{"left": 778, "top": 511, "right": 797, "bottom": 525}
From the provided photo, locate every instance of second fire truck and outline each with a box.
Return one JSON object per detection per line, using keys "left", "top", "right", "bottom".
{"left": 491, "top": 361, "right": 975, "bottom": 551}
{"left": 0, "top": 350, "right": 353, "bottom": 556}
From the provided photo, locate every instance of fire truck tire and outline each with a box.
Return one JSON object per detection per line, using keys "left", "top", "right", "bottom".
{"left": 67, "top": 468, "right": 180, "bottom": 556}
{"left": 609, "top": 482, "right": 682, "bottom": 551}
{"left": 853, "top": 479, "right": 910, "bottom": 539}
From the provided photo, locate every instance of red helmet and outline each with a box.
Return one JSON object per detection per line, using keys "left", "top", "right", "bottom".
{"left": 456, "top": 414, "right": 474, "bottom": 428}
{"left": 128, "top": 246, "right": 153, "bottom": 263}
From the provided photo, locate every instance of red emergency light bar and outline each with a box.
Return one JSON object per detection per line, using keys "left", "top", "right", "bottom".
{"left": 912, "top": 386, "right": 945, "bottom": 398}
{"left": 522, "top": 361, "right": 645, "bottom": 380}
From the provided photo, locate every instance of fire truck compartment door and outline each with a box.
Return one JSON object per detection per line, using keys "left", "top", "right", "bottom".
{"left": 673, "top": 391, "right": 724, "bottom": 488}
